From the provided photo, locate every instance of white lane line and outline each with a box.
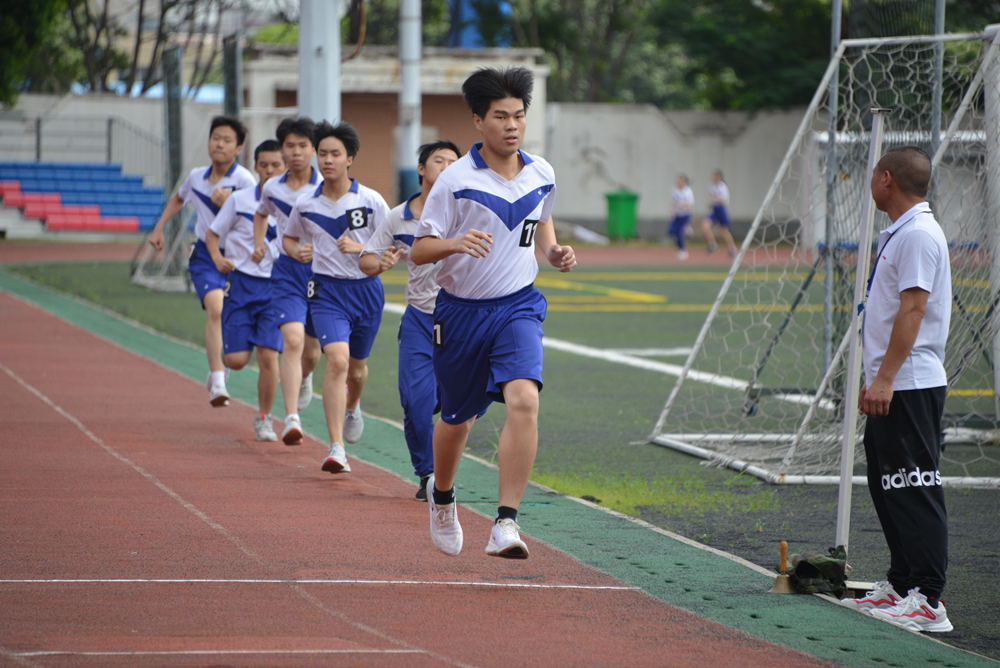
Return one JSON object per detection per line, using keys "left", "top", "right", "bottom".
{"left": 1, "top": 579, "right": 637, "bottom": 590}
{"left": 606, "top": 347, "right": 694, "bottom": 357}
{"left": 15, "top": 650, "right": 422, "bottom": 657}
{"left": 384, "top": 304, "right": 830, "bottom": 409}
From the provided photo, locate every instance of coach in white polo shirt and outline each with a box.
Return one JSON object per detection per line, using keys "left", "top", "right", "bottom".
{"left": 846, "top": 146, "right": 953, "bottom": 633}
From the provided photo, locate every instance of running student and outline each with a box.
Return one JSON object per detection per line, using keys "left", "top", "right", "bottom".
{"left": 283, "top": 121, "right": 390, "bottom": 474}
{"left": 205, "top": 140, "right": 286, "bottom": 441}
{"left": 359, "top": 140, "right": 461, "bottom": 501}
{"left": 668, "top": 173, "right": 694, "bottom": 260}
{"left": 148, "top": 116, "right": 255, "bottom": 406}
{"left": 253, "top": 117, "right": 323, "bottom": 445}
{"left": 411, "top": 67, "right": 576, "bottom": 559}
{"left": 702, "top": 169, "right": 737, "bottom": 257}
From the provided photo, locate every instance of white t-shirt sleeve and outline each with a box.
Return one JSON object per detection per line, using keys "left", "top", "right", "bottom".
{"left": 416, "top": 178, "right": 456, "bottom": 240}
{"left": 236, "top": 170, "right": 257, "bottom": 190}
{"left": 257, "top": 186, "right": 277, "bottom": 217}
{"left": 284, "top": 205, "right": 305, "bottom": 240}
{"left": 177, "top": 172, "right": 195, "bottom": 206}
{"left": 538, "top": 184, "right": 556, "bottom": 224}
{"left": 209, "top": 194, "right": 238, "bottom": 238}
{"left": 369, "top": 193, "right": 391, "bottom": 233}
{"left": 895, "top": 229, "right": 942, "bottom": 293}
{"left": 362, "top": 211, "right": 396, "bottom": 258}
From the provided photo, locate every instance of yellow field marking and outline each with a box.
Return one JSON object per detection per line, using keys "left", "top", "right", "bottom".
{"left": 559, "top": 271, "right": 818, "bottom": 282}
{"left": 534, "top": 275, "right": 667, "bottom": 303}
{"left": 947, "top": 388, "right": 995, "bottom": 397}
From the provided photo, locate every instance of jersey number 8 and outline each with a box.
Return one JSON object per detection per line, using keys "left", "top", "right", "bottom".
{"left": 347, "top": 207, "right": 369, "bottom": 230}
{"left": 307, "top": 279, "right": 319, "bottom": 300}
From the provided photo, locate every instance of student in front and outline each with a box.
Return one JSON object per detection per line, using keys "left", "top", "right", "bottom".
{"left": 147, "top": 116, "right": 256, "bottom": 407}
{"left": 282, "top": 121, "right": 390, "bottom": 474}
{"left": 411, "top": 67, "right": 576, "bottom": 559}
{"left": 359, "top": 140, "right": 461, "bottom": 501}
{"left": 840, "top": 146, "right": 953, "bottom": 633}
{"left": 205, "top": 140, "right": 286, "bottom": 442}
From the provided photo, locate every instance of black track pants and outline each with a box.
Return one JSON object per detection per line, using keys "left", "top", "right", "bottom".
{"left": 863, "top": 386, "right": 948, "bottom": 599}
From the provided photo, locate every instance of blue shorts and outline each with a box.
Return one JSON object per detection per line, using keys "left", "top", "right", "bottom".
{"left": 308, "top": 274, "right": 384, "bottom": 359}
{"left": 222, "top": 270, "right": 284, "bottom": 354}
{"left": 433, "top": 284, "right": 547, "bottom": 425}
{"left": 271, "top": 254, "right": 311, "bottom": 325}
{"left": 668, "top": 213, "right": 691, "bottom": 247}
{"left": 188, "top": 239, "right": 227, "bottom": 307}
{"left": 708, "top": 205, "right": 730, "bottom": 227}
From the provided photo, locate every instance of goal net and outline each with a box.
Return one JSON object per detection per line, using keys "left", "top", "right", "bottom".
{"left": 650, "top": 29, "right": 1000, "bottom": 486}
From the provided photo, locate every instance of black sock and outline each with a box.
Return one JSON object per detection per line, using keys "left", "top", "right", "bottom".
{"left": 432, "top": 485, "right": 455, "bottom": 506}
{"left": 926, "top": 596, "right": 940, "bottom": 608}
{"left": 495, "top": 506, "right": 518, "bottom": 523}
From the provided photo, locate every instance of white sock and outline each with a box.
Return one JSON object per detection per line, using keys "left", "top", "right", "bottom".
{"left": 285, "top": 413, "right": 299, "bottom": 422}
{"left": 210, "top": 370, "right": 226, "bottom": 386}
{"left": 348, "top": 404, "right": 360, "bottom": 416}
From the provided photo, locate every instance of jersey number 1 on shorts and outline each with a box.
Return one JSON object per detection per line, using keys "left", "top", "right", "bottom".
{"left": 520, "top": 219, "right": 539, "bottom": 248}
{"left": 433, "top": 321, "right": 443, "bottom": 348}
{"left": 346, "top": 207, "right": 369, "bottom": 230}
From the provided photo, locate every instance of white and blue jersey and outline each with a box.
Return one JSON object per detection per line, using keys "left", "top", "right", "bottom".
{"left": 416, "top": 143, "right": 556, "bottom": 300}
{"left": 178, "top": 161, "right": 257, "bottom": 242}
{"left": 362, "top": 193, "right": 441, "bottom": 314}
{"left": 708, "top": 182, "right": 731, "bottom": 226}
{"left": 284, "top": 179, "right": 390, "bottom": 280}
{"left": 209, "top": 185, "right": 279, "bottom": 278}
{"left": 257, "top": 168, "right": 322, "bottom": 257}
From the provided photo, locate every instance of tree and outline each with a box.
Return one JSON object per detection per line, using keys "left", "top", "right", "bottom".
{"left": 649, "top": 0, "right": 832, "bottom": 111}
{"left": 0, "top": 0, "right": 66, "bottom": 106}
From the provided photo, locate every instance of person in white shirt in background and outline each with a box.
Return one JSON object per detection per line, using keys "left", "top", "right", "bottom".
{"left": 702, "top": 169, "right": 737, "bottom": 257}
{"left": 667, "top": 173, "right": 694, "bottom": 260}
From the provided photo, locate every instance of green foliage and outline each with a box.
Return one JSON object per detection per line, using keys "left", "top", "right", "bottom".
{"left": 0, "top": 0, "right": 66, "bottom": 106}
{"left": 342, "top": 0, "right": 451, "bottom": 46}
{"left": 18, "top": 11, "right": 87, "bottom": 95}
{"left": 253, "top": 22, "right": 299, "bottom": 44}
{"left": 650, "top": 0, "right": 832, "bottom": 111}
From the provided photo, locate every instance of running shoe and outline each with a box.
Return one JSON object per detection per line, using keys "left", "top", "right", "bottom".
{"left": 254, "top": 414, "right": 277, "bottom": 442}
{"left": 415, "top": 474, "right": 431, "bottom": 502}
{"left": 208, "top": 383, "right": 229, "bottom": 407}
{"left": 428, "top": 474, "right": 462, "bottom": 555}
{"left": 321, "top": 442, "right": 351, "bottom": 473}
{"left": 840, "top": 581, "right": 901, "bottom": 611}
{"left": 486, "top": 518, "right": 529, "bottom": 559}
{"left": 282, "top": 414, "right": 303, "bottom": 445}
{"left": 343, "top": 404, "right": 364, "bottom": 444}
{"left": 298, "top": 371, "right": 314, "bottom": 410}
{"left": 706, "top": 243, "right": 719, "bottom": 254}
{"left": 677, "top": 250, "right": 689, "bottom": 261}
{"left": 870, "top": 588, "right": 953, "bottom": 633}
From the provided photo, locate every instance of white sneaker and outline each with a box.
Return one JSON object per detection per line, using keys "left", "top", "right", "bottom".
{"left": 427, "top": 474, "right": 462, "bottom": 555}
{"left": 298, "top": 371, "right": 314, "bottom": 410}
{"left": 840, "top": 581, "right": 902, "bottom": 611}
{"left": 281, "top": 414, "right": 303, "bottom": 445}
{"left": 486, "top": 518, "right": 529, "bottom": 559}
{"left": 254, "top": 414, "right": 277, "bottom": 442}
{"left": 677, "top": 249, "right": 689, "bottom": 261}
{"left": 343, "top": 404, "right": 364, "bottom": 444}
{"left": 870, "top": 588, "right": 953, "bottom": 633}
{"left": 321, "top": 442, "right": 350, "bottom": 473}
{"left": 208, "top": 383, "right": 229, "bottom": 407}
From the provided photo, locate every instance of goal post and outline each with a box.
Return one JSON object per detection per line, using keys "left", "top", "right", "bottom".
{"left": 650, "top": 28, "right": 1000, "bottom": 490}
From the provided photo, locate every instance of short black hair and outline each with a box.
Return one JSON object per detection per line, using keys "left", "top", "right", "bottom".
{"left": 313, "top": 120, "right": 360, "bottom": 157}
{"left": 713, "top": 169, "right": 725, "bottom": 181}
{"left": 462, "top": 67, "right": 533, "bottom": 119}
{"left": 254, "top": 139, "right": 282, "bottom": 162}
{"left": 276, "top": 116, "right": 316, "bottom": 145}
{"left": 210, "top": 115, "right": 247, "bottom": 146}
{"left": 876, "top": 146, "right": 932, "bottom": 198}
{"left": 417, "top": 140, "right": 461, "bottom": 185}
{"left": 678, "top": 173, "right": 689, "bottom": 184}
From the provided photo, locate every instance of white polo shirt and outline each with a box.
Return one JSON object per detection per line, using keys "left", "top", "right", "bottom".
{"left": 416, "top": 143, "right": 556, "bottom": 300}
{"left": 177, "top": 162, "right": 257, "bottom": 242}
{"left": 256, "top": 168, "right": 322, "bottom": 256}
{"left": 863, "top": 202, "right": 951, "bottom": 391}
{"left": 209, "top": 185, "right": 278, "bottom": 278}
{"left": 283, "top": 179, "right": 390, "bottom": 280}
{"left": 709, "top": 182, "right": 729, "bottom": 206}
{"left": 362, "top": 193, "right": 441, "bottom": 314}
{"left": 673, "top": 186, "right": 694, "bottom": 213}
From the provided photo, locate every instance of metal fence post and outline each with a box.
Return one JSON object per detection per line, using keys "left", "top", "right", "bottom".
{"left": 107, "top": 117, "right": 114, "bottom": 163}
{"left": 35, "top": 118, "right": 42, "bottom": 161}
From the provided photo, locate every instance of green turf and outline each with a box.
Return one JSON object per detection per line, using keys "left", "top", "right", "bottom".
{"left": 6, "top": 259, "right": 1000, "bottom": 662}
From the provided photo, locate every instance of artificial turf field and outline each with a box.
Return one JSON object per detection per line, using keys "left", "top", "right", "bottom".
{"left": 5, "top": 252, "right": 999, "bottom": 661}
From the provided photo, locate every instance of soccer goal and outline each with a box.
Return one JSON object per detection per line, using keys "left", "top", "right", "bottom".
{"left": 650, "top": 27, "right": 1000, "bottom": 487}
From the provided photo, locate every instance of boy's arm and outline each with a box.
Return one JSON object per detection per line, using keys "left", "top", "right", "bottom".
{"left": 252, "top": 212, "right": 271, "bottom": 263}
{"left": 535, "top": 216, "right": 576, "bottom": 273}
{"left": 205, "top": 230, "right": 235, "bottom": 274}
{"left": 147, "top": 193, "right": 186, "bottom": 251}
{"left": 411, "top": 231, "right": 493, "bottom": 265}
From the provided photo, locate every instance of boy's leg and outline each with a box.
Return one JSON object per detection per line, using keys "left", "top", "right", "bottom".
{"left": 279, "top": 321, "right": 306, "bottom": 412}
{"left": 701, "top": 217, "right": 717, "bottom": 248}
{"left": 256, "top": 347, "right": 280, "bottom": 416}
{"left": 346, "top": 356, "right": 368, "bottom": 412}
{"left": 224, "top": 351, "right": 252, "bottom": 371}
{"left": 204, "top": 289, "right": 226, "bottom": 372}
{"left": 719, "top": 225, "right": 737, "bottom": 254}
{"left": 321, "top": 341, "right": 351, "bottom": 445}
{"left": 303, "top": 335, "right": 321, "bottom": 377}
{"left": 497, "top": 378, "right": 539, "bottom": 510}
{"left": 432, "top": 416, "right": 476, "bottom": 493}
{"left": 399, "top": 309, "right": 438, "bottom": 479}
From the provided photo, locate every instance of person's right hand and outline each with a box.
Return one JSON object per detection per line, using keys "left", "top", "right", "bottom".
{"left": 251, "top": 244, "right": 267, "bottom": 264}
{"left": 148, "top": 229, "right": 165, "bottom": 251}
{"left": 298, "top": 243, "right": 313, "bottom": 263}
{"left": 453, "top": 229, "right": 492, "bottom": 258}
{"left": 213, "top": 256, "right": 235, "bottom": 274}
{"left": 379, "top": 246, "right": 405, "bottom": 273}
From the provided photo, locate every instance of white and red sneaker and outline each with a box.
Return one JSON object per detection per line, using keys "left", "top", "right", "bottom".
{"left": 321, "top": 442, "right": 350, "bottom": 473}
{"left": 840, "top": 581, "right": 901, "bottom": 611}
{"left": 870, "top": 588, "right": 953, "bottom": 633}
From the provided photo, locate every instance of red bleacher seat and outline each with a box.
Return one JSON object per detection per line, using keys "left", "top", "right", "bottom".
{"left": 46, "top": 215, "right": 67, "bottom": 231}
{"left": 21, "top": 193, "right": 61, "bottom": 206}
{"left": 4, "top": 192, "right": 24, "bottom": 208}
{"left": 23, "top": 203, "right": 47, "bottom": 220}
{"left": 100, "top": 216, "right": 140, "bottom": 232}
{"left": 0, "top": 181, "right": 21, "bottom": 199}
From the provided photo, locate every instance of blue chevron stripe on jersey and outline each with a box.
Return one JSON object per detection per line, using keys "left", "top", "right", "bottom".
{"left": 194, "top": 190, "right": 221, "bottom": 216}
{"left": 269, "top": 197, "right": 292, "bottom": 216}
{"left": 302, "top": 208, "right": 374, "bottom": 239}
{"left": 393, "top": 234, "right": 415, "bottom": 247}
{"left": 453, "top": 185, "right": 554, "bottom": 231}
{"left": 266, "top": 225, "right": 277, "bottom": 242}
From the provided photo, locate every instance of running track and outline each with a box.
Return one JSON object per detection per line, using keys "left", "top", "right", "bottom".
{"left": 1, "top": 244, "right": 993, "bottom": 668}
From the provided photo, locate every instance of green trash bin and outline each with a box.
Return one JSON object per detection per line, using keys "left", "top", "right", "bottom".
{"left": 605, "top": 190, "right": 640, "bottom": 239}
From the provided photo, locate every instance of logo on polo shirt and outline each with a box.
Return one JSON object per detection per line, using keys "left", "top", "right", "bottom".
{"left": 882, "top": 467, "right": 942, "bottom": 490}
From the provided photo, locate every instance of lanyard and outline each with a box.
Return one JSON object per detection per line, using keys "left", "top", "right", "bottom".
{"left": 860, "top": 229, "right": 898, "bottom": 322}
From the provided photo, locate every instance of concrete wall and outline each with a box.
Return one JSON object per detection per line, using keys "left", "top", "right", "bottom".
{"left": 545, "top": 103, "right": 808, "bottom": 239}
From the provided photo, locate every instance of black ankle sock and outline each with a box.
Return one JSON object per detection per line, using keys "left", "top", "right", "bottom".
{"left": 926, "top": 596, "right": 940, "bottom": 608}
{"left": 432, "top": 485, "right": 455, "bottom": 506}
{"left": 495, "top": 506, "right": 518, "bottom": 523}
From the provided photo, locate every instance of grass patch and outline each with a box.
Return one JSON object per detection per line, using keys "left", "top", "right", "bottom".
{"left": 531, "top": 469, "right": 777, "bottom": 517}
